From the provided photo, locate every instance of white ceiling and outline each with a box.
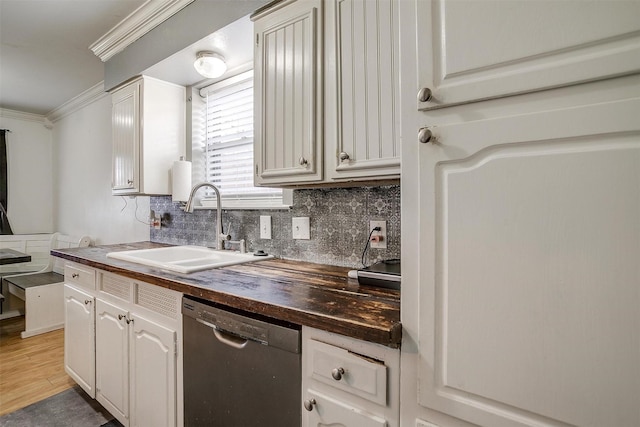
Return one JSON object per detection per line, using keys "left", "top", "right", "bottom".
{"left": 143, "top": 14, "right": 253, "bottom": 89}
{"left": 0, "top": 0, "right": 147, "bottom": 116}
{"left": 0, "top": 0, "right": 255, "bottom": 116}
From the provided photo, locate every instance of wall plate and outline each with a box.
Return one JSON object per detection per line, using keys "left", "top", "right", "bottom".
{"left": 260, "top": 215, "right": 272, "bottom": 239}
{"left": 292, "top": 217, "right": 310, "bottom": 239}
{"left": 370, "top": 220, "right": 387, "bottom": 249}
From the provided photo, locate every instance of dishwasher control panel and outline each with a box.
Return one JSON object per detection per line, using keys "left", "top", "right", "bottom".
{"left": 182, "top": 296, "right": 301, "bottom": 353}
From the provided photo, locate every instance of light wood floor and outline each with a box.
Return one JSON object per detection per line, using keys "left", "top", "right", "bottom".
{"left": 0, "top": 316, "right": 75, "bottom": 416}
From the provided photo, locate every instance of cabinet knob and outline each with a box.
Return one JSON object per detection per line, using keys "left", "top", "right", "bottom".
{"left": 418, "top": 127, "right": 433, "bottom": 144}
{"left": 417, "top": 87, "right": 432, "bottom": 102}
{"left": 331, "top": 367, "right": 345, "bottom": 381}
{"left": 299, "top": 156, "right": 308, "bottom": 166}
{"left": 84, "top": 300, "right": 91, "bottom": 305}
{"left": 72, "top": 273, "right": 79, "bottom": 279}
{"left": 118, "top": 314, "right": 125, "bottom": 321}
{"left": 338, "top": 152, "right": 350, "bottom": 162}
{"left": 303, "top": 398, "right": 316, "bottom": 412}
{"left": 127, "top": 179, "right": 134, "bottom": 185}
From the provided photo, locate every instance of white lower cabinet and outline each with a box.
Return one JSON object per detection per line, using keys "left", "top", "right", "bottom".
{"left": 129, "top": 313, "right": 177, "bottom": 427}
{"left": 63, "top": 263, "right": 182, "bottom": 427}
{"left": 64, "top": 284, "right": 95, "bottom": 398}
{"left": 302, "top": 326, "right": 400, "bottom": 427}
{"left": 95, "top": 298, "right": 130, "bottom": 424}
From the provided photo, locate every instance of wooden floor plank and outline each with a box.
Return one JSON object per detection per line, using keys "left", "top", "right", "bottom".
{"left": 0, "top": 316, "right": 74, "bottom": 416}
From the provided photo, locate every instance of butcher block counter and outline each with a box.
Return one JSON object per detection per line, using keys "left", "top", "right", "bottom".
{"left": 51, "top": 241, "right": 401, "bottom": 348}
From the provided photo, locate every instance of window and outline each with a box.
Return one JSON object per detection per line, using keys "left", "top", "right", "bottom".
{"left": 197, "top": 70, "right": 285, "bottom": 208}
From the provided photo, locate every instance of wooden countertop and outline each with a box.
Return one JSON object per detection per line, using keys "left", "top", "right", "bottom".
{"left": 51, "top": 242, "right": 401, "bottom": 348}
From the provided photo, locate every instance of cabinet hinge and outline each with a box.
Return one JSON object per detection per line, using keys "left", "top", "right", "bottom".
{"left": 255, "top": 164, "right": 258, "bottom": 176}
{"left": 256, "top": 33, "right": 259, "bottom": 46}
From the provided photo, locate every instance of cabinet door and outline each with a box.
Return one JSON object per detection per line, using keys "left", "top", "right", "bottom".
{"left": 129, "top": 314, "right": 176, "bottom": 427}
{"left": 325, "top": 0, "right": 401, "bottom": 181}
{"left": 63, "top": 285, "right": 95, "bottom": 398}
{"left": 254, "top": 0, "right": 323, "bottom": 185}
{"left": 96, "top": 298, "right": 130, "bottom": 426}
{"left": 304, "top": 389, "right": 387, "bottom": 427}
{"left": 407, "top": 99, "right": 640, "bottom": 427}
{"left": 112, "top": 79, "right": 140, "bottom": 193}
{"left": 415, "top": 0, "right": 640, "bottom": 110}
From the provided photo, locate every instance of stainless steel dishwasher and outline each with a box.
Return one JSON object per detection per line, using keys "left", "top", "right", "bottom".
{"left": 182, "top": 296, "right": 301, "bottom": 426}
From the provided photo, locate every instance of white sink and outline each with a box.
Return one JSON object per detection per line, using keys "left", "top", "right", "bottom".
{"left": 106, "top": 245, "right": 273, "bottom": 273}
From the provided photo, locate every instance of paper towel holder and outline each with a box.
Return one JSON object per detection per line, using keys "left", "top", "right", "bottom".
{"left": 172, "top": 156, "right": 192, "bottom": 204}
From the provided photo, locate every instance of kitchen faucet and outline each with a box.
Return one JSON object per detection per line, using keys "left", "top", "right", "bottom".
{"left": 183, "top": 182, "right": 230, "bottom": 250}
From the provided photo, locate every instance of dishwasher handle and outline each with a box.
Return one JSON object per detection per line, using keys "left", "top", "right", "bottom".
{"left": 196, "top": 317, "right": 250, "bottom": 349}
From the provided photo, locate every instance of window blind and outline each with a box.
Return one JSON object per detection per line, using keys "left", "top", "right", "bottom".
{"left": 200, "top": 71, "right": 281, "bottom": 204}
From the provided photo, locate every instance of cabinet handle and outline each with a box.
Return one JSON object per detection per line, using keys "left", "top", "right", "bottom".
{"left": 331, "top": 367, "right": 345, "bottom": 381}
{"left": 127, "top": 179, "right": 134, "bottom": 185}
{"left": 417, "top": 87, "right": 432, "bottom": 102}
{"left": 118, "top": 314, "right": 125, "bottom": 321}
{"left": 125, "top": 317, "right": 133, "bottom": 325}
{"left": 303, "top": 398, "right": 316, "bottom": 412}
{"left": 72, "top": 273, "right": 79, "bottom": 278}
{"left": 84, "top": 300, "right": 91, "bottom": 305}
{"left": 418, "top": 127, "right": 433, "bottom": 144}
{"left": 299, "top": 156, "right": 308, "bottom": 166}
{"left": 338, "top": 152, "right": 350, "bottom": 162}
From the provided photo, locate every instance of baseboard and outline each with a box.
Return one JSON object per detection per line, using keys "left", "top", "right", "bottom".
{"left": 0, "top": 310, "right": 24, "bottom": 320}
{"left": 21, "top": 323, "right": 64, "bottom": 339}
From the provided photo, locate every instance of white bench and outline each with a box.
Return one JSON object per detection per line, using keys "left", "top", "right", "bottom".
{"left": 1, "top": 233, "right": 90, "bottom": 338}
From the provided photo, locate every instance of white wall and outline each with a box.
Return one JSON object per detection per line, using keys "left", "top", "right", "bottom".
{"left": 52, "top": 95, "right": 150, "bottom": 245}
{"left": 0, "top": 110, "right": 55, "bottom": 234}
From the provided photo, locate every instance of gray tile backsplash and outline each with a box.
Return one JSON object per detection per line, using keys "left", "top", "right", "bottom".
{"left": 150, "top": 185, "right": 400, "bottom": 268}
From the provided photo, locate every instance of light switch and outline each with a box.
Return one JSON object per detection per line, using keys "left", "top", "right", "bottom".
{"left": 260, "top": 215, "right": 272, "bottom": 239}
{"left": 292, "top": 217, "right": 310, "bottom": 240}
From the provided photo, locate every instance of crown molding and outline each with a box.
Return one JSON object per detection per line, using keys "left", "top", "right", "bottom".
{"left": 90, "top": 0, "right": 195, "bottom": 62}
{"left": 46, "top": 82, "right": 108, "bottom": 124}
{"left": 0, "top": 108, "right": 47, "bottom": 124}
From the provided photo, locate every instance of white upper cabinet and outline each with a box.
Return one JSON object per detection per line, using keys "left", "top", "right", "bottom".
{"left": 253, "top": 0, "right": 402, "bottom": 187}
{"left": 325, "top": 0, "right": 401, "bottom": 181}
{"left": 253, "top": 0, "right": 324, "bottom": 185}
{"left": 415, "top": 0, "right": 640, "bottom": 110}
{"left": 111, "top": 76, "right": 185, "bottom": 195}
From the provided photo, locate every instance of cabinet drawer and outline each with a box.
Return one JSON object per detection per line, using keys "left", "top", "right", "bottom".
{"left": 307, "top": 339, "right": 387, "bottom": 405}
{"left": 65, "top": 263, "right": 96, "bottom": 290}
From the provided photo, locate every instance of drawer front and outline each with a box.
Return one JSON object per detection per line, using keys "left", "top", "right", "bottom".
{"left": 307, "top": 339, "right": 387, "bottom": 405}
{"left": 304, "top": 389, "right": 387, "bottom": 427}
{"left": 65, "top": 263, "right": 96, "bottom": 290}
{"left": 135, "top": 281, "right": 181, "bottom": 320}
{"left": 99, "top": 272, "right": 133, "bottom": 302}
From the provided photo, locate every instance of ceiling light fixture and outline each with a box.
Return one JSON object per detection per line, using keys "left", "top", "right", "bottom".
{"left": 194, "top": 51, "right": 227, "bottom": 78}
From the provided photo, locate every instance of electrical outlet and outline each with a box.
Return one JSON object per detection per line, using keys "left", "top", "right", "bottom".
{"left": 369, "top": 220, "right": 387, "bottom": 249}
{"left": 292, "top": 217, "right": 310, "bottom": 239}
{"left": 260, "top": 215, "right": 272, "bottom": 239}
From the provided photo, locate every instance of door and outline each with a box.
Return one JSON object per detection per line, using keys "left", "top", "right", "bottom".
{"left": 253, "top": 0, "right": 324, "bottom": 185}
{"left": 406, "top": 98, "right": 640, "bottom": 427}
{"left": 414, "top": 0, "right": 640, "bottom": 110}
{"left": 129, "top": 314, "right": 176, "bottom": 427}
{"left": 112, "top": 79, "right": 140, "bottom": 193}
{"left": 63, "top": 284, "right": 95, "bottom": 398}
{"left": 96, "top": 298, "right": 130, "bottom": 426}
{"left": 325, "top": 0, "right": 401, "bottom": 181}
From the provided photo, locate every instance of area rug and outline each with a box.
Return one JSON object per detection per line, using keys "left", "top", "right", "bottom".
{"left": 0, "top": 385, "right": 121, "bottom": 427}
